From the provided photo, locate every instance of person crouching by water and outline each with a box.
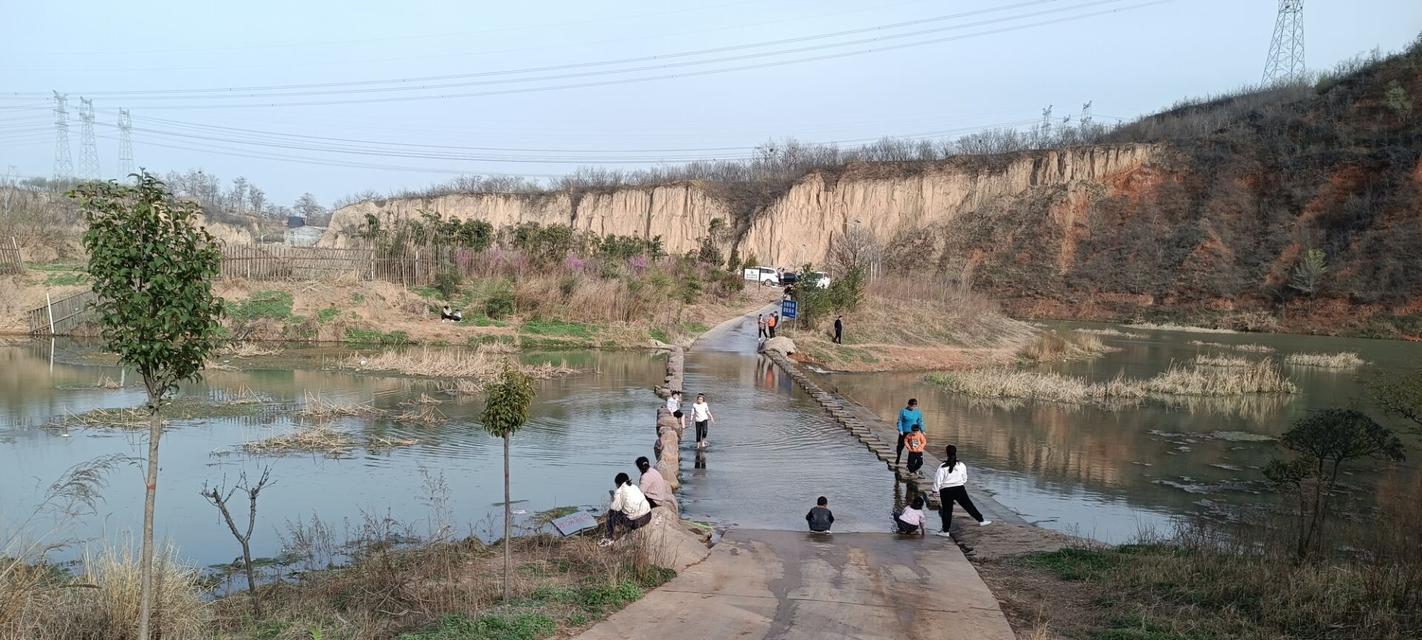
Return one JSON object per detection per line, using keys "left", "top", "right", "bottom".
{"left": 600, "top": 472, "right": 652, "bottom": 546}
{"left": 635, "top": 456, "right": 677, "bottom": 512}
{"left": 440, "top": 305, "right": 463, "bottom": 322}
{"left": 806, "top": 496, "right": 834, "bottom": 533}
{"left": 894, "top": 494, "right": 927, "bottom": 536}
{"left": 932, "top": 445, "right": 990, "bottom": 538}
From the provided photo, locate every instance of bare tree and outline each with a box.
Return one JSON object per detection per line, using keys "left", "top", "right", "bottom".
{"left": 200, "top": 468, "right": 274, "bottom": 618}
{"left": 247, "top": 185, "right": 266, "bottom": 217}
{"left": 828, "top": 223, "right": 882, "bottom": 278}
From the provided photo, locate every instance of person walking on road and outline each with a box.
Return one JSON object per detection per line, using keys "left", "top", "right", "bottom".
{"left": 767, "top": 313, "right": 778, "bottom": 338}
{"left": 895, "top": 398, "right": 923, "bottom": 467}
{"left": 691, "top": 393, "right": 714, "bottom": 449}
{"left": 833, "top": 315, "right": 844, "bottom": 344}
{"left": 904, "top": 425, "right": 927, "bottom": 477}
{"left": 757, "top": 313, "right": 767, "bottom": 339}
{"left": 932, "top": 445, "right": 990, "bottom": 537}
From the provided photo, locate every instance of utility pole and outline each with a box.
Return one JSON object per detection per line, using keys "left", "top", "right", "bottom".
{"left": 1080, "top": 101, "right": 1094, "bottom": 128}
{"left": 52, "top": 91, "right": 72, "bottom": 182}
{"left": 78, "top": 97, "right": 100, "bottom": 179}
{"left": 1262, "top": 0, "right": 1305, "bottom": 84}
{"left": 118, "top": 109, "right": 134, "bottom": 178}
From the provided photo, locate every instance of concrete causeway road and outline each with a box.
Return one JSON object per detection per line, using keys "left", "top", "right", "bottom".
{"left": 574, "top": 529, "right": 1015, "bottom": 640}
{"left": 581, "top": 306, "right": 1017, "bottom": 639}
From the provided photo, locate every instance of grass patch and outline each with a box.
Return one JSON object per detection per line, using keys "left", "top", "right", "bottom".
{"left": 316, "top": 307, "right": 340, "bottom": 323}
{"left": 1284, "top": 351, "right": 1366, "bottom": 368}
{"left": 345, "top": 326, "right": 412, "bottom": 345}
{"left": 1020, "top": 331, "right": 1113, "bottom": 363}
{"left": 1192, "top": 353, "right": 1250, "bottom": 367}
{"left": 243, "top": 426, "right": 357, "bottom": 456}
{"left": 397, "top": 612, "right": 555, "bottom": 640}
{"left": 227, "top": 290, "right": 295, "bottom": 322}
{"left": 520, "top": 319, "right": 595, "bottom": 338}
{"left": 649, "top": 328, "right": 670, "bottom": 344}
{"left": 1074, "top": 327, "right": 1147, "bottom": 339}
{"left": 1188, "top": 340, "right": 1275, "bottom": 353}
{"left": 928, "top": 360, "right": 1295, "bottom": 403}
{"left": 44, "top": 271, "right": 88, "bottom": 286}
{"left": 1019, "top": 548, "right": 1121, "bottom": 581}
{"left": 58, "top": 396, "right": 264, "bottom": 429}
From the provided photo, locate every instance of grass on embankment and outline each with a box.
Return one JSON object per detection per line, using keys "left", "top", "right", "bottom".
{"left": 928, "top": 359, "right": 1296, "bottom": 404}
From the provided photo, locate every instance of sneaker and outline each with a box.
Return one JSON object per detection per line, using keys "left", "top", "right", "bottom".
{"left": 979, "top": 520, "right": 992, "bottom": 527}
{"left": 934, "top": 530, "right": 952, "bottom": 538}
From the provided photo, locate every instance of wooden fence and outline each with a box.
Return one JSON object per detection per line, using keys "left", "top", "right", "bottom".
{"left": 27, "top": 290, "right": 97, "bottom": 336}
{"left": 219, "top": 244, "right": 481, "bottom": 287}
{"left": 0, "top": 236, "right": 22, "bottom": 275}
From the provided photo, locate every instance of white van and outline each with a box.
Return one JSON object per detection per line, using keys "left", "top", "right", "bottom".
{"left": 743, "top": 266, "right": 780, "bottom": 286}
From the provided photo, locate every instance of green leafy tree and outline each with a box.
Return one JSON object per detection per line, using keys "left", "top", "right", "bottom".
{"left": 480, "top": 361, "right": 537, "bottom": 601}
{"left": 69, "top": 172, "right": 225, "bottom": 640}
{"left": 1264, "top": 409, "right": 1405, "bottom": 559}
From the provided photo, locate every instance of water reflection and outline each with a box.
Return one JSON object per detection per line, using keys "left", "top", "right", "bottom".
{"left": 820, "top": 324, "right": 1422, "bottom": 543}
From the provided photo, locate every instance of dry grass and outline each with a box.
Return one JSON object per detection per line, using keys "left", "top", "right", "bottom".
{"left": 0, "top": 542, "right": 209, "bottom": 640}
{"left": 1128, "top": 322, "right": 1236, "bottom": 334}
{"left": 1020, "top": 332, "right": 1114, "bottom": 363}
{"left": 220, "top": 342, "right": 279, "bottom": 357}
{"left": 1193, "top": 353, "right": 1250, "bottom": 367}
{"left": 296, "top": 391, "right": 381, "bottom": 419}
{"left": 342, "top": 346, "right": 502, "bottom": 379}
{"left": 1284, "top": 351, "right": 1367, "bottom": 368}
{"left": 1073, "top": 328, "right": 1146, "bottom": 338}
{"left": 929, "top": 360, "right": 1295, "bottom": 403}
{"left": 243, "top": 426, "right": 356, "bottom": 455}
{"left": 1189, "top": 339, "right": 1275, "bottom": 353}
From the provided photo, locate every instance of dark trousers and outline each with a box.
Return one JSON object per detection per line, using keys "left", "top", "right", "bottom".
{"left": 895, "top": 518, "right": 921, "bottom": 534}
{"left": 768, "top": 326, "right": 776, "bottom": 337}
{"left": 907, "top": 452, "right": 924, "bottom": 474}
{"left": 606, "top": 510, "right": 652, "bottom": 538}
{"left": 834, "top": 327, "right": 842, "bottom": 344}
{"left": 938, "top": 486, "right": 984, "bottom": 531}
{"left": 695, "top": 420, "right": 709, "bottom": 442}
{"left": 758, "top": 326, "right": 767, "bottom": 338}
{"left": 895, "top": 433, "right": 907, "bottom": 464}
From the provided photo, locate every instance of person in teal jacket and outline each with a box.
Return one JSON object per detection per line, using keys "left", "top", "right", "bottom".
{"left": 895, "top": 398, "right": 922, "bottom": 467}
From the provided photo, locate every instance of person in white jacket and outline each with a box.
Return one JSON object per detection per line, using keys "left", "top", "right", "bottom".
{"left": 932, "top": 445, "right": 990, "bottom": 537}
{"left": 602, "top": 472, "right": 653, "bottom": 545}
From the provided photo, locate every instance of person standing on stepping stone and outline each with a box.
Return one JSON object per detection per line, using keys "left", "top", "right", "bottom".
{"left": 895, "top": 398, "right": 923, "bottom": 467}
{"left": 904, "top": 424, "right": 927, "bottom": 478}
{"left": 933, "top": 444, "right": 990, "bottom": 537}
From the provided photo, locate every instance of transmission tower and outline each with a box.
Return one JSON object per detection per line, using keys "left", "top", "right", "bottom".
{"left": 117, "top": 109, "right": 134, "bottom": 177}
{"left": 1080, "top": 101, "right": 1094, "bottom": 128}
{"left": 52, "top": 92, "right": 72, "bottom": 182}
{"left": 1262, "top": 0, "right": 1305, "bottom": 84}
{"left": 78, "top": 97, "right": 100, "bottom": 179}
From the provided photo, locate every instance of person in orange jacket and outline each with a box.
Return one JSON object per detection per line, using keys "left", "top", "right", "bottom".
{"left": 904, "top": 424, "right": 928, "bottom": 478}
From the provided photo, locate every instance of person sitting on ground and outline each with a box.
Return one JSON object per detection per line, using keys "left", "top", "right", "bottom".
{"left": 635, "top": 456, "right": 677, "bottom": 511}
{"left": 905, "top": 425, "right": 928, "bottom": 478}
{"left": 440, "top": 305, "right": 463, "bottom": 322}
{"left": 894, "top": 495, "right": 927, "bottom": 536}
{"left": 601, "top": 472, "right": 652, "bottom": 546}
{"left": 806, "top": 496, "right": 835, "bottom": 533}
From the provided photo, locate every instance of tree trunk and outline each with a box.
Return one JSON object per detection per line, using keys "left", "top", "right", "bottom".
{"left": 137, "top": 401, "right": 162, "bottom": 640}
{"left": 503, "top": 434, "right": 512, "bottom": 602}
{"left": 242, "top": 539, "right": 259, "bottom": 618}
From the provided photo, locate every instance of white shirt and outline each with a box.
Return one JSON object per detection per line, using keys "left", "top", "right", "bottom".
{"left": 666, "top": 396, "right": 679, "bottom": 412}
{"left": 898, "top": 506, "right": 924, "bottom": 526}
{"left": 691, "top": 401, "right": 711, "bottom": 422}
{"left": 933, "top": 462, "right": 967, "bottom": 491}
{"left": 610, "top": 483, "right": 652, "bottom": 519}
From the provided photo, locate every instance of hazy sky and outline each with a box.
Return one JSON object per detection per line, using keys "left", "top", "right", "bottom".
{"left": 2, "top": 0, "right": 1419, "bottom": 206}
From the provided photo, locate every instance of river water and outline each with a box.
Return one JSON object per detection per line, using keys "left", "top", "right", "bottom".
{"left": 820, "top": 323, "right": 1422, "bottom": 543}
{"left": 0, "top": 335, "right": 891, "bottom": 573}
{"left": 3, "top": 322, "right": 1419, "bottom": 570}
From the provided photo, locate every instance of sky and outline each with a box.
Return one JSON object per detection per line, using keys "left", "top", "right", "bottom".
{"left": 2, "top": 0, "right": 1419, "bottom": 207}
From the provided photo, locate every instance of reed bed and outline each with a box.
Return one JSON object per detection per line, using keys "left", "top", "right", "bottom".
{"left": 1193, "top": 353, "right": 1251, "bottom": 367}
{"left": 220, "top": 342, "right": 279, "bottom": 357}
{"left": 1189, "top": 340, "right": 1275, "bottom": 353}
{"left": 929, "top": 360, "right": 1295, "bottom": 403}
{"left": 1284, "top": 351, "right": 1366, "bottom": 368}
{"left": 341, "top": 346, "right": 502, "bottom": 379}
{"left": 243, "top": 427, "right": 357, "bottom": 455}
{"left": 1020, "top": 332, "right": 1114, "bottom": 363}
{"left": 296, "top": 391, "right": 381, "bottom": 419}
{"left": 1073, "top": 328, "right": 1147, "bottom": 338}
{"left": 1128, "top": 322, "right": 1236, "bottom": 334}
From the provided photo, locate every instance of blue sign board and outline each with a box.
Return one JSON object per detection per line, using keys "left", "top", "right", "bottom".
{"left": 780, "top": 299, "right": 798, "bottom": 320}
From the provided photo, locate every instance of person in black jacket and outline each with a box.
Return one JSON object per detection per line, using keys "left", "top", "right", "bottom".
{"left": 833, "top": 315, "right": 844, "bottom": 344}
{"left": 806, "top": 496, "right": 834, "bottom": 533}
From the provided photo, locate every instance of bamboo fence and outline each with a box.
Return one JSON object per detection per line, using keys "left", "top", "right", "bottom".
{"left": 219, "top": 243, "right": 486, "bottom": 287}
{"left": 27, "top": 290, "right": 96, "bottom": 336}
{"left": 0, "top": 236, "right": 23, "bottom": 275}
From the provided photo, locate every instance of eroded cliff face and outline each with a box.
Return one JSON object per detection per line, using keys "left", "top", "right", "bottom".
{"left": 320, "top": 144, "right": 1158, "bottom": 269}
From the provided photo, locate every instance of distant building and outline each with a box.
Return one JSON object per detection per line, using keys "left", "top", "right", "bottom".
{"left": 287, "top": 215, "right": 306, "bottom": 229}
{"left": 285, "top": 225, "right": 326, "bottom": 246}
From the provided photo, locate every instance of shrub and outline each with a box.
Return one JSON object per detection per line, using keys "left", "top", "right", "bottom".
{"left": 433, "top": 270, "right": 462, "bottom": 301}
{"left": 485, "top": 282, "right": 516, "bottom": 319}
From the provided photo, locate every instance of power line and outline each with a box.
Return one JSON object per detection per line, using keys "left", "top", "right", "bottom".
{"left": 24, "top": 1, "right": 1173, "bottom": 111}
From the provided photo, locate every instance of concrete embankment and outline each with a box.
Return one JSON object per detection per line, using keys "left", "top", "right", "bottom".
{"left": 763, "top": 349, "right": 1022, "bottom": 525}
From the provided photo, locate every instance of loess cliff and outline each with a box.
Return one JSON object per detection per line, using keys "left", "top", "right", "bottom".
{"left": 322, "top": 43, "right": 1422, "bottom": 337}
